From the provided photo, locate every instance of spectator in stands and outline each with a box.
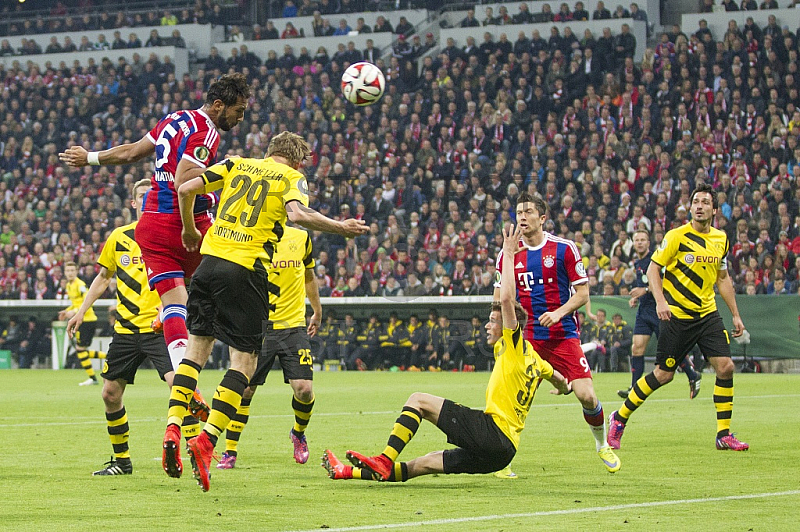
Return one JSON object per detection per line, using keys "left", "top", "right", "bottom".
{"left": 354, "top": 17, "right": 371, "bottom": 34}
{"left": 554, "top": 3, "right": 573, "bottom": 22}
{"left": 282, "top": 22, "right": 301, "bottom": 39}
{"left": 78, "top": 35, "right": 94, "bottom": 51}
{"left": 395, "top": 16, "right": 414, "bottom": 38}
{"left": 126, "top": 32, "right": 142, "bottom": 49}
{"left": 111, "top": 31, "right": 126, "bottom": 50}
{"left": 45, "top": 37, "right": 63, "bottom": 54}
{"left": 483, "top": 7, "right": 497, "bottom": 26}
{"left": 94, "top": 34, "right": 111, "bottom": 50}
{"left": 374, "top": 15, "right": 393, "bottom": 33}
{"left": 283, "top": 0, "right": 299, "bottom": 18}
{"left": 573, "top": 1, "right": 590, "bottom": 21}
{"left": 0, "top": 40, "right": 13, "bottom": 56}
{"left": 741, "top": 0, "right": 757, "bottom": 8}
{"left": 593, "top": 0, "right": 612, "bottom": 19}
{"left": 264, "top": 21, "right": 280, "bottom": 39}
{"left": 461, "top": 9, "right": 480, "bottom": 28}
{"left": 363, "top": 39, "right": 378, "bottom": 62}
{"left": 161, "top": 10, "right": 178, "bottom": 26}
{"left": 760, "top": 0, "right": 778, "bottom": 8}
{"left": 145, "top": 29, "right": 163, "bottom": 47}
{"left": 334, "top": 19, "right": 352, "bottom": 36}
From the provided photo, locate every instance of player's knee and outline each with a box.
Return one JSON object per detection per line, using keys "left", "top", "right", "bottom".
{"left": 292, "top": 381, "right": 313, "bottom": 403}
{"left": 406, "top": 392, "right": 431, "bottom": 412}
{"left": 101, "top": 383, "right": 122, "bottom": 407}
{"left": 654, "top": 368, "right": 674, "bottom": 384}
{"left": 715, "top": 358, "right": 735, "bottom": 378}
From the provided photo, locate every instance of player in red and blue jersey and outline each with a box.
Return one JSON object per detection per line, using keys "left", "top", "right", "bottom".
{"left": 494, "top": 192, "right": 620, "bottom": 473}
{"left": 60, "top": 74, "right": 250, "bottom": 377}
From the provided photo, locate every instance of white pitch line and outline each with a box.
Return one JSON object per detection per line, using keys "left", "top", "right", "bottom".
{"left": 287, "top": 490, "right": 800, "bottom": 532}
{"left": 1, "top": 393, "right": 799, "bottom": 427}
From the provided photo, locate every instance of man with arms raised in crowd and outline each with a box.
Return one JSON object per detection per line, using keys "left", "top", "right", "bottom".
{"left": 166, "top": 132, "right": 367, "bottom": 491}
{"left": 322, "top": 223, "right": 570, "bottom": 482}
{"left": 217, "top": 225, "right": 321, "bottom": 469}
{"left": 607, "top": 183, "right": 749, "bottom": 452}
{"left": 494, "top": 192, "right": 621, "bottom": 473}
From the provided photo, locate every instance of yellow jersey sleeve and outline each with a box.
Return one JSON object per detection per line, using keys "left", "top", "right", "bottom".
{"left": 279, "top": 169, "right": 309, "bottom": 209}
{"left": 651, "top": 227, "right": 681, "bottom": 268}
{"left": 97, "top": 232, "right": 118, "bottom": 273}
{"left": 501, "top": 324, "right": 524, "bottom": 356}
{"left": 201, "top": 157, "right": 238, "bottom": 191}
{"left": 303, "top": 232, "right": 315, "bottom": 269}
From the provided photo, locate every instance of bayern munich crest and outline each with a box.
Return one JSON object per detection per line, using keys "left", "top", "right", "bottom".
{"left": 543, "top": 255, "right": 555, "bottom": 268}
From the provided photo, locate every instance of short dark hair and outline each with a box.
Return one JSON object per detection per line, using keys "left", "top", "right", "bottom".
{"left": 206, "top": 72, "right": 250, "bottom": 106}
{"left": 690, "top": 182, "right": 718, "bottom": 209}
{"left": 516, "top": 191, "right": 548, "bottom": 218}
{"left": 491, "top": 301, "right": 528, "bottom": 330}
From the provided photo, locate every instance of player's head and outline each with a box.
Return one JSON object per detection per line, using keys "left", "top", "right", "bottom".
{"left": 632, "top": 229, "right": 650, "bottom": 254}
{"left": 130, "top": 178, "right": 150, "bottom": 215}
{"left": 206, "top": 73, "right": 250, "bottom": 131}
{"left": 64, "top": 261, "right": 77, "bottom": 280}
{"left": 487, "top": 301, "right": 527, "bottom": 346}
{"left": 266, "top": 131, "right": 312, "bottom": 169}
{"left": 690, "top": 182, "right": 717, "bottom": 223}
{"left": 515, "top": 192, "right": 547, "bottom": 237}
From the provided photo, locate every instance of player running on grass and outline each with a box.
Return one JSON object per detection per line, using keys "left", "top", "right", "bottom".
{"left": 607, "top": 183, "right": 749, "bottom": 452}
{"left": 493, "top": 192, "right": 620, "bottom": 472}
{"left": 217, "top": 225, "right": 321, "bottom": 469}
{"left": 67, "top": 180, "right": 202, "bottom": 475}
{"left": 60, "top": 261, "right": 106, "bottom": 386}
{"left": 164, "top": 132, "right": 367, "bottom": 491}
{"left": 323, "top": 224, "right": 570, "bottom": 482}
{"left": 617, "top": 228, "right": 702, "bottom": 400}
{"left": 59, "top": 73, "right": 251, "bottom": 421}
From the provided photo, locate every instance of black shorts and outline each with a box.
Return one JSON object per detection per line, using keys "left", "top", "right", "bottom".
{"left": 101, "top": 332, "right": 173, "bottom": 384}
{"left": 187, "top": 255, "right": 269, "bottom": 354}
{"left": 250, "top": 326, "right": 314, "bottom": 386}
{"left": 437, "top": 399, "right": 516, "bottom": 474}
{"left": 633, "top": 304, "right": 660, "bottom": 337}
{"left": 656, "top": 311, "right": 730, "bottom": 371}
{"left": 76, "top": 322, "right": 97, "bottom": 348}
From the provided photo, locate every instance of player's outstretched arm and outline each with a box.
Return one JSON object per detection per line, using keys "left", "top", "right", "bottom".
{"left": 500, "top": 223, "right": 523, "bottom": 330}
{"left": 716, "top": 269, "right": 745, "bottom": 337}
{"left": 59, "top": 136, "right": 154, "bottom": 167}
{"left": 305, "top": 268, "right": 322, "bottom": 337}
{"left": 66, "top": 266, "right": 114, "bottom": 338}
{"left": 287, "top": 201, "right": 368, "bottom": 238}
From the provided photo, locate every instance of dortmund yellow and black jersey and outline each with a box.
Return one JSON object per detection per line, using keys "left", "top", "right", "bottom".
{"left": 267, "top": 226, "right": 315, "bottom": 329}
{"left": 97, "top": 221, "right": 161, "bottom": 334}
{"left": 66, "top": 278, "right": 97, "bottom": 322}
{"left": 651, "top": 223, "right": 729, "bottom": 320}
{"left": 485, "top": 324, "right": 553, "bottom": 448}
{"left": 199, "top": 156, "right": 309, "bottom": 273}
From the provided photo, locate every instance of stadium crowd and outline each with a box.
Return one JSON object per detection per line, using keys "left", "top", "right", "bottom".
{"left": 1, "top": 1, "right": 800, "bottom": 368}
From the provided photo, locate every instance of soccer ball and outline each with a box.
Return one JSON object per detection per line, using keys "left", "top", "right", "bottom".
{"left": 341, "top": 62, "right": 385, "bottom": 106}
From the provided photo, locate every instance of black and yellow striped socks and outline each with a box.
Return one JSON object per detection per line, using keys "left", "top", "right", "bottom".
{"left": 292, "top": 395, "right": 315, "bottom": 436}
{"left": 224, "top": 398, "right": 252, "bottom": 456}
{"left": 381, "top": 407, "right": 421, "bottom": 462}
{"left": 204, "top": 370, "right": 249, "bottom": 446}
{"left": 352, "top": 462, "right": 409, "bottom": 481}
{"left": 181, "top": 415, "right": 201, "bottom": 440}
{"left": 106, "top": 407, "right": 130, "bottom": 459}
{"left": 77, "top": 350, "right": 105, "bottom": 378}
{"left": 167, "top": 360, "right": 202, "bottom": 427}
{"left": 617, "top": 373, "right": 663, "bottom": 423}
{"left": 714, "top": 378, "right": 734, "bottom": 438}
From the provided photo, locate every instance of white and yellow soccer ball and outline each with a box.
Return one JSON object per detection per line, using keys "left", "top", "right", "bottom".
{"left": 341, "top": 61, "right": 385, "bottom": 106}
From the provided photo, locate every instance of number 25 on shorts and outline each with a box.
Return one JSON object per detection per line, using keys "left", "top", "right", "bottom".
{"left": 298, "top": 349, "right": 312, "bottom": 366}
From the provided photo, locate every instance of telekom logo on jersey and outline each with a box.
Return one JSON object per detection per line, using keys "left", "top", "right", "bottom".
{"left": 516, "top": 271, "right": 555, "bottom": 291}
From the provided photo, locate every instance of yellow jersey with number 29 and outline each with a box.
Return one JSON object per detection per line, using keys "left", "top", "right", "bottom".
{"left": 484, "top": 324, "right": 553, "bottom": 449}
{"left": 199, "top": 156, "right": 309, "bottom": 274}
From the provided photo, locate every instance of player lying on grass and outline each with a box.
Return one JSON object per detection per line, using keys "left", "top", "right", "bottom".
{"left": 322, "top": 224, "right": 572, "bottom": 482}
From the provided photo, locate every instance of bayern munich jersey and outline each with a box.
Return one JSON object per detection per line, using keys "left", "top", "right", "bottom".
{"left": 495, "top": 232, "right": 588, "bottom": 341}
{"left": 143, "top": 109, "right": 220, "bottom": 215}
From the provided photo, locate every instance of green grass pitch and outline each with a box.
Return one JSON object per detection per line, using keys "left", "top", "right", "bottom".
{"left": 1, "top": 370, "right": 798, "bottom": 531}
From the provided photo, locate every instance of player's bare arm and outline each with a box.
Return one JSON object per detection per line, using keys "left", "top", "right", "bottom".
{"left": 716, "top": 269, "right": 745, "bottom": 337}
{"left": 305, "top": 268, "right": 322, "bottom": 337}
{"left": 67, "top": 266, "right": 114, "bottom": 338}
{"left": 174, "top": 157, "right": 210, "bottom": 192}
{"left": 647, "top": 261, "right": 671, "bottom": 321}
{"left": 177, "top": 176, "right": 212, "bottom": 252}
{"left": 59, "top": 136, "right": 155, "bottom": 167}
{"left": 539, "top": 283, "right": 589, "bottom": 328}
{"left": 286, "top": 200, "right": 368, "bottom": 238}
{"left": 547, "top": 368, "right": 572, "bottom": 395}
{"left": 500, "top": 223, "right": 522, "bottom": 330}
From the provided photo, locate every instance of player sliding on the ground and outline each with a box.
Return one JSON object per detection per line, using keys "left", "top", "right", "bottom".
{"left": 217, "top": 226, "right": 321, "bottom": 469}
{"left": 60, "top": 261, "right": 106, "bottom": 386}
{"left": 165, "top": 132, "right": 367, "bottom": 491}
{"left": 607, "top": 183, "right": 749, "bottom": 453}
{"left": 67, "top": 180, "right": 200, "bottom": 475}
{"left": 322, "top": 223, "right": 571, "bottom": 482}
